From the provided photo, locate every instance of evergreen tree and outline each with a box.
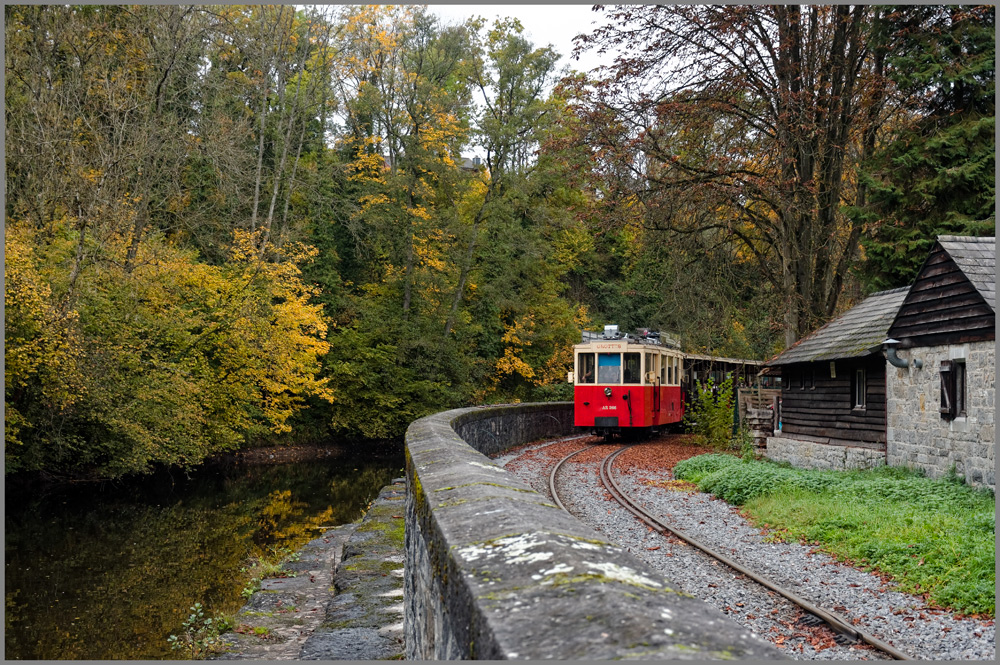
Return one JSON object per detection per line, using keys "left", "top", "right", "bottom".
{"left": 856, "top": 5, "right": 995, "bottom": 290}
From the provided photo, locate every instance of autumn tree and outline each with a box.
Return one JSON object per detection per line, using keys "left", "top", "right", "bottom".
{"left": 318, "top": 5, "right": 475, "bottom": 435}
{"left": 5, "top": 5, "right": 214, "bottom": 292}
{"left": 5, "top": 6, "right": 334, "bottom": 476}
{"left": 443, "top": 17, "right": 561, "bottom": 338}
{"left": 573, "top": 5, "right": 893, "bottom": 345}
{"left": 448, "top": 19, "right": 588, "bottom": 403}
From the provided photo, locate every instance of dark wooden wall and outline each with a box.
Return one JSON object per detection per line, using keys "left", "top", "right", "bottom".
{"left": 889, "top": 244, "right": 995, "bottom": 347}
{"left": 780, "top": 356, "right": 886, "bottom": 445}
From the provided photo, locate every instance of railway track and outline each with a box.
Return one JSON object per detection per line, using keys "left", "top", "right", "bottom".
{"left": 548, "top": 442, "right": 912, "bottom": 661}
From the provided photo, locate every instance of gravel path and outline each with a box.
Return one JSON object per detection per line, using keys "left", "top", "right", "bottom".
{"left": 495, "top": 436, "right": 995, "bottom": 661}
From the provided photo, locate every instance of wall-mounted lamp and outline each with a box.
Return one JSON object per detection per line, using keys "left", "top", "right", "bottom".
{"left": 883, "top": 338, "right": 922, "bottom": 369}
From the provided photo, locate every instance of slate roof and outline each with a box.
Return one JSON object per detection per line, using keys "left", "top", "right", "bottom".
{"left": 938, "top": 235, "right": 995, "bottom": 311}
{"left": 766, "top": 287, "right": 910, "bottom": 366}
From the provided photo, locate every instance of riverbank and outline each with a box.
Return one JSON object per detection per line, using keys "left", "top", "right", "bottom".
{"left": 4, "top": 448, "right": 403, "bottom": 660}
{"left": 207, "top": 443, "right": 347, "bottom": 466}
{"left": 217, "top": 478, "right": 407, "bottom": 660}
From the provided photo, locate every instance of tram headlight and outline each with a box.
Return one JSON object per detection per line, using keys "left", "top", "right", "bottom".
{"left": 604, "top": 387, "right": 612, "bottom": 398}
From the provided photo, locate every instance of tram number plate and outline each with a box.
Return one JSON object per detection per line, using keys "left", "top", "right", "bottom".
{"left": 594, "top": 417, "right": 620, "bottom": 428}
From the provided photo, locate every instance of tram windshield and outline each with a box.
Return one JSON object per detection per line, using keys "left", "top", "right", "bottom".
{"left": 597, "top": 353, "right": 620, "bottom": 384}
{"left": 577, "top": 353, "right": 596, "bottom": 384}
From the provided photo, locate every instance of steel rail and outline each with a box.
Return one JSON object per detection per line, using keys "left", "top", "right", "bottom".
{"left": 597, "top": 446, "right": 913, "bottom": 661}
{"left": 547, "top": 444, "right": 595, "bottom": 511}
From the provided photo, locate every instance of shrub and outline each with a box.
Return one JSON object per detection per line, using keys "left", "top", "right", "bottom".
{"left": 682, "top": 377, "right": 736, "bottom": 448}
{"left": 672, "top": 453, "right": 739, "bottom": 483}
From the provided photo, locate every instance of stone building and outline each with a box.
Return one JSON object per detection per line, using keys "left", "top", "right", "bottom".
{"left": 884, "top": 236, "right": 995, "bottom": 489}
{"left": 763, "top": 287, "right": 909, "bottom": 471}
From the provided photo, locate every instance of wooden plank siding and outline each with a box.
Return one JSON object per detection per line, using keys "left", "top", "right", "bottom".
{"left": 889, "top": 245, "right": 995, "bottom": 347}
{"left": 780, "top": 357, "right": 886, "bottom": 444}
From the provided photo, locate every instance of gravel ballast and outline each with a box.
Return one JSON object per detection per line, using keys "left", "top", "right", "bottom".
{"left": 495, "top": 436, "right": 995, "bottom": 661}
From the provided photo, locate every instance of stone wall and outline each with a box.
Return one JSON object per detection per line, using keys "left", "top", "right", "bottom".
{"left": 886, "top": 341, "right": 995, "bottom": 489}
{"left": 404, "top": 402, "right": 782, "bottom": 660}
{"left": 765, "top": 434, "right": 886, "bottom": 471}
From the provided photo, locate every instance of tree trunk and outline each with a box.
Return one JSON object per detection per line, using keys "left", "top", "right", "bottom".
{"left": 259, "top": 15, "right": 311, "bottom": 255}
{"left": 250, "top": 7, "right": 285, "bottom": 232}
{"left": 443, "top": 197, "right": 490, "bottom": 338}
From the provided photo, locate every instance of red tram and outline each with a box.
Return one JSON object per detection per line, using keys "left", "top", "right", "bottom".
{"left": 570, "top": 325, "right": 762, "bottom": 438}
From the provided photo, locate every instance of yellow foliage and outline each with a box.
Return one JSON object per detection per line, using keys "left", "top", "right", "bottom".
{"left": 4, "top": 224, "right": 84, "bottom": 445}
{"left": 495, "top": 347, "right": 536, "bottom": 381}
{"left": 535, "top": 304, "right": 591, "bottom": 387}
{"left": 501, "top": 314, "right": 535, "bottom": 346}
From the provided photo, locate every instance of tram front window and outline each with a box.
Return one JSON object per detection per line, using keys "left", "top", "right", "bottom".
{"left": 597, "top": 353, "right": 621, "bottom": 384}
{"left": 577, "top": 353, "right": 596, "bottom": 384}
{"left": 623, "top": 353, "right": 641, "bottom": 384}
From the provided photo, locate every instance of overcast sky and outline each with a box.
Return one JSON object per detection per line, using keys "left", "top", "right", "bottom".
{"left": 429, "top": 4, "right": 611, "bottom": 77}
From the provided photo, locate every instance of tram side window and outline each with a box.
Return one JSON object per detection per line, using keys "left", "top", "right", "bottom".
{"left": 598, "top": 353, "right": 621, "bottom": 384}
{"left": 623, "top": 353, "right": 641, "bottom": 384}
{"left": 644, "top": 353, "right": 653, "bottom": 383}
{"left": 667, "top": 359, "right": 673, "bottom": 385}
{"left": 577, "top": 353, "right": 596, "bottom": 384}
{"left": 661, "top": 357, "right": 667, "bottom": 384}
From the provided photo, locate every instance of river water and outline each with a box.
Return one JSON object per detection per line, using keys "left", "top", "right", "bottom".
{"left": 4, "top": 444, "right": 404, "bottom": 660}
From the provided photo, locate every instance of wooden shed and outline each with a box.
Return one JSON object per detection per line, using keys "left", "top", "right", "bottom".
{"left": 763, "top": 287, "right": 910, "bottom": 469}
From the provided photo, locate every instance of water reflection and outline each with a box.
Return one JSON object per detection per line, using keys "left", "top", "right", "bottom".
{"left": 4, "top": 446, "right": 403, "bottom": 660}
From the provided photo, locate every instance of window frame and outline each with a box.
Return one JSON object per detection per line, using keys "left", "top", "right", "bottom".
{"left": 940, "top": 359, "right": 967, "bottom": 420}
{"left": 577, "top": 352, "right": 596, "bottom": 384}
{"left": 623, "top": 352, "right": 642, "bottom": 385}
{"left": 853, "top": 368, "right": 866, "bottom": 409}
{"left": 955, "top": 360, "right": 966, "bottom": 417}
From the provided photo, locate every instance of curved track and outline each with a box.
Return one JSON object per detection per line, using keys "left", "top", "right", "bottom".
{"left": 549, "top": 443, "right": 912, "bottom": 661}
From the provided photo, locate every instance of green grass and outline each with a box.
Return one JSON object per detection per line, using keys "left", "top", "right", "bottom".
{"left": 672, "top": 454, "right": 996, "bottom": 616}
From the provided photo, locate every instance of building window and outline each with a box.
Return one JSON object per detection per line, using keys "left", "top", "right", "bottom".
{"left": 955, "top": 361, "right": 966, "bottom": 416}
{"left": 940, "top": 359, "right": 967, "bottom": 420}
{"left": 853, "top": 368, "right": 866, "bottom": 408}
{"left": 799, "top": 366, "right": 814, "bottom": 390}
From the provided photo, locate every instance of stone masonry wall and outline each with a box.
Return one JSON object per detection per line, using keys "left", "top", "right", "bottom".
{"left": 404, "top": 403, "right": 783, "bottom": 660}
{"left": 765, "top": 435, "right": 886, "bottom": 471}
{"left": 886, "top": 341, "right": 995, "bottom": 489}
